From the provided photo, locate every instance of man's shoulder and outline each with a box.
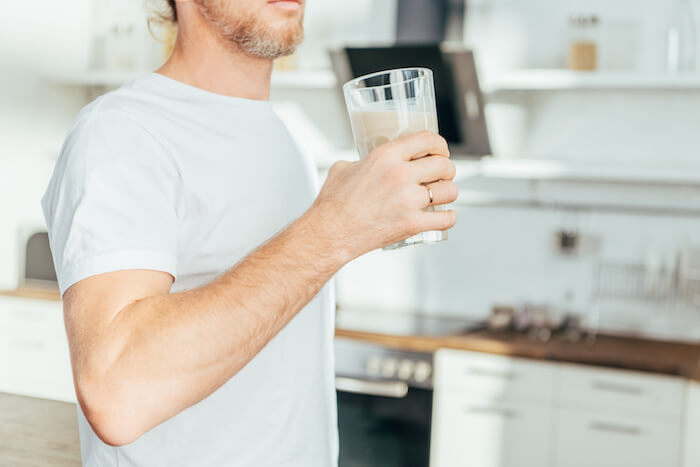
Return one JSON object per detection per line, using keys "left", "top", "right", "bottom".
{"left": 70, "top": 79, "right": 162, "bottom": 138}
{"left": 55, "top": 83, "right": 176, "bottom": 182}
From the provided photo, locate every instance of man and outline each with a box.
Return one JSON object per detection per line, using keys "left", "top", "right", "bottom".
{"left": 41, "top": 0, "right": 458, "bottom": 465}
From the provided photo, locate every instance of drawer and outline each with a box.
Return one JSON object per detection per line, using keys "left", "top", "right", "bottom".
{"left": 434, "top": 349, "right": 555, "bottom": 402}
{"left": 0, "top": 296, "right": 64, "bottom": 342}
{"left": 684, "top": 382, "right": 700, "bottom": 467}
{"left": 0, "top": 297, "right": 74, "bottom": 402}
{"left": 556, "top": 363, "right": 685, "bottom": 418}
{"left": 553, "top": 407, "right": 682, "bottom": 467}
{"left": 3, "top": 332, "right": 75, "bottom": 402}
{"left": 431, "top": 390, "right": 553, "bottom": 467}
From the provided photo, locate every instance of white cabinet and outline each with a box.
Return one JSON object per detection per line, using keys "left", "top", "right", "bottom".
{"left": 684, "top": 382, "right": 700, "bottom": 467}
{"left": 431, "top": 349, "right": 555, "bottom": 467}
{"left": 554, "top": 363, "right": 684, "bottom": 467}
{"left": 554, "top": 408, "right": 682, "bottom": 467}
{"left": 0, "top": 296, "right": 75, "bottom": 402}
{"left": 431, "top": 391, "right": 552, "bottom": 467}
{"left": 434, "top": 349, "right": 554, "bottom": 402}
{"left": 431, "top": 349, "right": 687, "bottom": 467}
{"left": 556, "top": 364, "right": 685, "bottom": 418}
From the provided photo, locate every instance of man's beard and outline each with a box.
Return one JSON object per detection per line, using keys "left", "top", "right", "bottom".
{"left": 194, "top": 1, "right": 304, "bottom": 60}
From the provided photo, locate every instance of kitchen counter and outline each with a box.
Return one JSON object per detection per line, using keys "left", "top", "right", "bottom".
{"left": 0, "top": 286, "right": 60, "bottom": 301}
{"left": 335, "top": 327, "right": 700, "bottom": 381}
{"left": 0, "top": 392, "right": 80, "bottom": 466}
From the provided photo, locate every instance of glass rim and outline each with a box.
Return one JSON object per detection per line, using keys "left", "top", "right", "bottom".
{"left": 343, "top": 67, "right": 433, "bottom": 93}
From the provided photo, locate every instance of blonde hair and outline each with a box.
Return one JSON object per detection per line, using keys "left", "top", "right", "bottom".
{"left": 146, "top": 0, "right": 178, "bottom": 60}
{"left": 166, "top": 0, "right": 177, "bottom": 22}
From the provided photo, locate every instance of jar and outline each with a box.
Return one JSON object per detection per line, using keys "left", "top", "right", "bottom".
{"left": 568, "top": 15, "right": 600, "bottom": 71}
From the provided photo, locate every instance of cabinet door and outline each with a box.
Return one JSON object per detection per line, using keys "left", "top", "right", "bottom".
{"left": 684, "top": 382, "right": 700, "bottom": 467}
{"left": 554, "top": 408, "right": 682, "bottom": 467}
{"left": 434, "top": 349, "right": 554, "bottom": 403}
{"left": 0, "top": 297, "right": 75, "bottom": 402}
{"left": 557, "top": 363, "right": 685, "bottom": 419}
{"left": 430, "top": 391, "right": 552, "bottom": 467}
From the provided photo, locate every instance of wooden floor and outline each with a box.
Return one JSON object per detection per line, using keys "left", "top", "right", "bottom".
{"left": 0, "top": 392, "right": 81, "bottom": 467}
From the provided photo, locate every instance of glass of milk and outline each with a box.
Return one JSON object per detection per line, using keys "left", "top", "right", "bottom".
{"left": 342, "top": 67, "right": 448, "bottom": 250}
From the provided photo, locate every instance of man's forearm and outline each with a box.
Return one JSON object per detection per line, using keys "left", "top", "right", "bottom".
{"left": 83, "top": 206, "right": 349, "bottom": 444}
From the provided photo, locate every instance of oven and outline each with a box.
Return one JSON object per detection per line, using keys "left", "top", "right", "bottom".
{"left": 335, "top": 337, "right": 434, "bottom": 467}
{"left": 334, "top": 308, "right": 485, "bottom": 467}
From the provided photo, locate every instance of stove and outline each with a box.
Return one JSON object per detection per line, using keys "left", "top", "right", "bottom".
{"left": 335, "top": 306, "right": 484, "bottom": 338}
{"left": 333, "top": 307, "right": 484, "bottom": 467}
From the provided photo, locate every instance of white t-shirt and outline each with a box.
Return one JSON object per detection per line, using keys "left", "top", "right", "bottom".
{"left": 41, "top": 73, "right": 338, "bottom": 467}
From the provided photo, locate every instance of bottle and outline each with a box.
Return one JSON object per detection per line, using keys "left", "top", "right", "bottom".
{"left": 667, "top": 0, "right": 697, "bottom": 73}
{"left": 568, "top": 15, "right": 600, "bottom": 71}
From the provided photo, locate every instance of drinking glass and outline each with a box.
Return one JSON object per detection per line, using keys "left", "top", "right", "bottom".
{"left": 343, "top": 67, "right": 448, "bottom": 250}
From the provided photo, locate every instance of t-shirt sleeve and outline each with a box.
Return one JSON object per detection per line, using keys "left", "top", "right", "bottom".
{"left": 41, "top": 111, "right": 180, "bottom": 296}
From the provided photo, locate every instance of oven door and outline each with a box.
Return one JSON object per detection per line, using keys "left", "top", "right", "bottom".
{"left": 336, "top": 376, "right": 433, "bottom": 467}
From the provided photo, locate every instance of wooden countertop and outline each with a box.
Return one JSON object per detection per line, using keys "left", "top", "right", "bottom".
{"left": 0, "top": 392, "right": 80, "bottom": 466}
{"left": 336, "top": 328, "right": 700, "bottom": 381}
{"left": 0, "top": 286, "right": 61, "bottom": 302}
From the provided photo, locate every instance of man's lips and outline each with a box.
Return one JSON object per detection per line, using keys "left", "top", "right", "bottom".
{"left": 268, "top": 0, "right": 302, "bottom": 10}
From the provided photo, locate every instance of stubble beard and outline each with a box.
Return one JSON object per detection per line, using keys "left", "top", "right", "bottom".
{"left": 194, "top": 0, "right": 304, "bottom": 60}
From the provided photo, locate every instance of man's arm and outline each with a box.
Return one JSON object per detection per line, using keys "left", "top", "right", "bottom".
{"left": 64, "top": 131, "right": 458, "bottom": 446}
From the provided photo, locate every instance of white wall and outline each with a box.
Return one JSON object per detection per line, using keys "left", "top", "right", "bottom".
{"left": 1, "top": 1, "right": 91, "bottom": 288}
{"left": 466, "top": 0, "right": 700, "bottom": 160}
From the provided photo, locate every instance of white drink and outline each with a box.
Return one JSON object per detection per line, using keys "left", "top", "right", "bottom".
{"left": 349, "top": 106, "right": 446, "bottom": 249}
{"left": 350, "top": 108, "right": 439, "bottom": 159}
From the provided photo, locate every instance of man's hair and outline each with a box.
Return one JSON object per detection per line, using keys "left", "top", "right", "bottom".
{"left": 166, "top": 0, "right": 177, "bottom": 22}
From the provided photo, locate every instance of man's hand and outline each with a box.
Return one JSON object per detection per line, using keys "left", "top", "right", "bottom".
{"left": 312, "top": 130, "right": 458, "bottom": 258}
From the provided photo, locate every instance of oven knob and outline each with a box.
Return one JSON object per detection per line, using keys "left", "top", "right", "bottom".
{"left": 366, "top": 356, "right": 381, "bottom": 376}
{"left": 398, "top": 360, "right": 415, "bottom": 380}
{"left": 382, "top": 358, "right": 398, "bottom": 378}
{"left": 414, "top": 361, "right": 432, "bottom": 383}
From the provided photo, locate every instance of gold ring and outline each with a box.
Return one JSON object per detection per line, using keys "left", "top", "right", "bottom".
{"left": 426, "top": 185, "right": 434, "bottom": 205}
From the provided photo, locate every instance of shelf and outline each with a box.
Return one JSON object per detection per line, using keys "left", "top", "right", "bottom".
{"left": 454, "top": 158, "right": 700, "bottom": 186}
{"left": 481, "top": 69, "right": 700, "bottom": 93}
{"left": 46, "top": 68, "right": 700, "bottom": 93}
{"left": 45, "top": 69, "right": 337, "bottom": 89}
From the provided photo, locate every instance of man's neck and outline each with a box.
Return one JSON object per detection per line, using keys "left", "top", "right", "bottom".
{"left": 156, "top": 9, "right": 274, "bottom": 101}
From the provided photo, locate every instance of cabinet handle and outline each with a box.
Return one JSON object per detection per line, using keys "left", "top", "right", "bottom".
{"left": 591, "top": 380, "right": 643, "bottom": 395}
{"left": 465, "top": 407, "right": 517, "bottom": 419}
{"left": 589, "top": 421, "right": 642, "bottom": 436}
{"left": 467, "top": 367, "right": 517, "bottom": 380}
{"left": 335, "top": 377, "right": 409, "bottom": 399}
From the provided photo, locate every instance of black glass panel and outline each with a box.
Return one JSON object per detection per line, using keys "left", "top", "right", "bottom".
{"left": 337, "top": 388, "right": 432, "bottom": 467}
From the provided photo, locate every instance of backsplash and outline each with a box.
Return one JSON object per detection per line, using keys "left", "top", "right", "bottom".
{"left": 335, "top": 176, "right": 700, "bottom": 342}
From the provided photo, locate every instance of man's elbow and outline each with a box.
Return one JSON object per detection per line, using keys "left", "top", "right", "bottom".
{"left": 76, "top": 376, "right": 146, "bottom": 447}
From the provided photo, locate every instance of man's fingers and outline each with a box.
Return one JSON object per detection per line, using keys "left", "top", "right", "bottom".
{"left": 410, "top": 155, "right": 456, "bottom": 184}
{"left": 414, "top": 209, "right": 458, "bottom": 232}
{"left": 384, "top": 130, "right": 449, "bottom": 162}
{"left": 417, "top": 180, "right": 459, "bottom": 207}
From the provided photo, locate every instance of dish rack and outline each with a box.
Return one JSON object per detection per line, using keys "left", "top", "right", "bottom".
{"left": 589, "top": 247, "right": 700, "bottom": 339}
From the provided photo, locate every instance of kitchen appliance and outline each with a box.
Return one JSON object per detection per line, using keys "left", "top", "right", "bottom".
{"left": 330, "top": 45, "right": 491, "bottom": 159}
{"left": 16, "top": 225, "right": 57, "bottom": 290}
{"left": 334, "top": 308, "right": 484, "bottom": 467}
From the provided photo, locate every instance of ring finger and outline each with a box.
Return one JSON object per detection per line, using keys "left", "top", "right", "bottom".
{"left": 417, "top": 180, "right": 459, "bottom": 208}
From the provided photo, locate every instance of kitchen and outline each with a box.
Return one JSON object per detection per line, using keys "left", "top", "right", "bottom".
{"left": 3, "top": 0, "right": 700, "bottom": 465}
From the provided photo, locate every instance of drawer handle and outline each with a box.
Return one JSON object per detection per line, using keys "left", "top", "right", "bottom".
{"left": 589, "top": 421, "right": 642, "bottom": 436}
{"left": 465, "top": 407, "right": 517, "bottom": 419}
{"left": 335, "top": 377, "right": 409, "bottom": 399}
{"left": 591, "top": 380, "right": 643, "bottom": 395}
{"left": 467, "top": 367, "right": 517, "bottom": 380}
